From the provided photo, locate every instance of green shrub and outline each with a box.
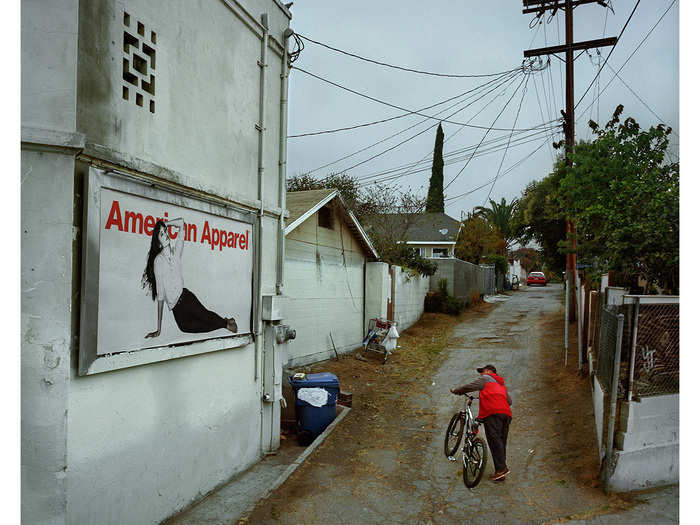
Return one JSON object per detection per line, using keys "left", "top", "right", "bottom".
{"left": 424, "top": 278, "right": 466, "bottom": 315}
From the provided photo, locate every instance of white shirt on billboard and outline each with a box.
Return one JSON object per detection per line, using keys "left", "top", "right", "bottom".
{"left": 154, "top": 225, "right": 185, "bottom": 309}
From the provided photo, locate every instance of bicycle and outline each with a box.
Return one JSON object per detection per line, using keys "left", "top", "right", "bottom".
{"left": 444, "top": 394, "right": 488, "bottom": 488}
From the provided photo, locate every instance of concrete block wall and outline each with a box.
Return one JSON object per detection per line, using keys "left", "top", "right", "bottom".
{"left": 365, "top": 262, "right": 390, "bottom": 328}
{"left": 591, "top": 375, "right": 679, "bottom": 492}
{"left": 610, "top": 394, "right": 679, "bottom": 491}
{"left": 429, "top": 258, "right": 486, "bottom": 303}
{"left": 391, "top": 265, "right": 429, "bottom": 332}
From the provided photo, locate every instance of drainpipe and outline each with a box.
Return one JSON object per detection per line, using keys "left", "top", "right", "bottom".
{"left": 256, "top": 13, "right": 269, "bottom": 458}
{"left": 276, "top": 28, "right": 292, "bottom": 295}
{"left": 255, "top": 14, "right": 269, "bottom": 384}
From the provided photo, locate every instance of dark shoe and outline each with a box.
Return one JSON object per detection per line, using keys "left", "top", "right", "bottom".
{"left": 502, "top": 467, "right": 511, "bottom": 477}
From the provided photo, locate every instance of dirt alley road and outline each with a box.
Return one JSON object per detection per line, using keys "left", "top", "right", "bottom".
{"left": 242, "top": 284, "right": 666, "bottom": 524}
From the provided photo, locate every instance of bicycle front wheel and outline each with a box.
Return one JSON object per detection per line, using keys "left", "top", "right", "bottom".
{"left": 444, "top": 413, "right": 465, "bottom": 457}
{"left": 462, "top": 436, "right": 487, "bottom": 488}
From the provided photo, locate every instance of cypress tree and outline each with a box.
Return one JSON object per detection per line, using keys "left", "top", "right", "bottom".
{"left": 426, "top": 122, "right": 445, "bottom": 213}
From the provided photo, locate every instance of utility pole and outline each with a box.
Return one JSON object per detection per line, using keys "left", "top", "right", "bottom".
{"left": 522, "top": 0, "right": 616, "bottom": 322}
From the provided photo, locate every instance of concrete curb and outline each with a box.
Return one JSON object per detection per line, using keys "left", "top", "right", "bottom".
{"left": 239, "top": 405, "right": 351, "bottom": 517}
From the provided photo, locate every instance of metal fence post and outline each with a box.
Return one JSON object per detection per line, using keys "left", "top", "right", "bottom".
{"left": 627, "top": 297, "right": 640, "bottom": 401}
{"left": 604, "top": 312, "right": 625, "bottom": 494}
{"left": 564, "top": 277, "right": 569, "bottom": 367}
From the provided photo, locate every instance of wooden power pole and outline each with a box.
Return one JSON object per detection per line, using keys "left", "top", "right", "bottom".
{"left": 522, "top": 0, "right": 616, "bottom": 322}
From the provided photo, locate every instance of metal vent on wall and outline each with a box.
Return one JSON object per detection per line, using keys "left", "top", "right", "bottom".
{"left": 122, "top": 11, "right": 156, "bottom": 113}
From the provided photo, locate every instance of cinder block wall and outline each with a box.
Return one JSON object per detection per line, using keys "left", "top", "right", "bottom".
{"left": 391, "top": 265, "right": 429, "bottom": 331}
{"left": 591, "top": 375, "right": 678, "bottom": 491}
{"left": 429, "top": 259, "right": 485, "bottom": 303}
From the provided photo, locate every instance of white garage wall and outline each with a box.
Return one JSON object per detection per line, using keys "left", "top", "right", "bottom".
{"left": 285, "top": 209, "right": 366, "bottom": 367}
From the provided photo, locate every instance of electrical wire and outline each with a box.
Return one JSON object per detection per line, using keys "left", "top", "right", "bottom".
{"left": 532, "top": 70, "right": 557, "bottom": 165}
{"left": 574, "top": 0, "right": 641, "bottom": 110}
{"left": 292, "top": 66, "right": 553, "bottom": 132}
{"left": 356, "top": 126, "right": 559, "bottom": 185}
{"left": 444, "top": 74, "right": 529, "bottom": 191}
{"left": 295, "top": 33, "right": 520, "bottom": 79}
{"left": 603, "top": 61, "right": 678, "bottom": 137}
{"left": 302, "top": 71, "right": 523, "bottom": 176}
{"left": 445, "top": 137, "right": 552, "bottom": 204}
{"left": 484, "top": 74, "right": 531, "bottom": 203}
{"left": 577, "top": 0, "right": 678, "bottom": 122}
{"left": 352, "top": 70, "right": 552, "bottom": 185}
{"left": 288, "top": 70, "right": 515, "bottom": 138}
{"left": 337, "top": 73, "right": 528, "bottom": 175}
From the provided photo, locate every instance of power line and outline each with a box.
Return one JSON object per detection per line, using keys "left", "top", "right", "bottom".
{"left": 577, "top": 0, "right": 678, "bottom": 122}
{"left": 302, "top": 71, "right": 523, "bottom": 176}
{"left": 485, "top": 74, "right": 531, "bottom": 203}
{"left": 295, "top": 33, "right": 521, "bottom": 79}
{"left": 356, "top": 126, "right": 559, "bottom": 185}
{"left": 445, "top": 137, "right": 552, "bottom": 204}
{"left": 292, "top": 66, "right": 553, "bottom": 132}
{"left": 444, "top": 74, "right": 530, "bottom": 190}
{"left": 338, "top": 73, "right": 528, "bottom": 175}
{"left": 354, "top": 72, "right": 554, "bottom": 186}
{"left": 532, "top": 68, "right": 558, "bottom": 165}
{"left": 287, "top": 70, "right": 515, "bottom": 138}
{"left": 574, "top": 0, "right": 641, "bottom": 110}
{"left": 603, "top": 61, "right": 678, "bottom": 137}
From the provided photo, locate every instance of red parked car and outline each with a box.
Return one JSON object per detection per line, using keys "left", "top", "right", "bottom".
{"left": 526, "top": 271, "right": 547, "bottom": 286}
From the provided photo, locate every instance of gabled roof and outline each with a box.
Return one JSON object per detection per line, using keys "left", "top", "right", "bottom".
{"left": 401, "top": 212, "right": 460, "bottom": 243}
{"left": 285, "top": 189, "right": 379, "bottom": 259}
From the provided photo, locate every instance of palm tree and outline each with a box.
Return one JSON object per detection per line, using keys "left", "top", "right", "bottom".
{"left": 473, "top": 197, "right": 519, "bottom": 248}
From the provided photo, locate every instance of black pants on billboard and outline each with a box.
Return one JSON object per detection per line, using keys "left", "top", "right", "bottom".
{"left": 172, "top": 288, "right": 227, "bottom": 333}
{"left": 483, "top": 413, "right": 512, "bottom": 472}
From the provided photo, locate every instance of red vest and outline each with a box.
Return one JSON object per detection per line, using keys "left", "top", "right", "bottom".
{"left": 478, "top": 373, "right": 512, "bottom": 419}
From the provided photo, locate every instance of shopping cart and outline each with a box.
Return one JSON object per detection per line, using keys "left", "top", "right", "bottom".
{"left": 362, "top": 318, "right": 398, "bottom": 364}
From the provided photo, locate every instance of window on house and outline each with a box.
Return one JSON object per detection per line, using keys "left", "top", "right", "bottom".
{"left": 318, "top": 206, "right": 333, "bottom": 229}
{"left": 418, "top": 247, "right": 426, "bottom": 257}
{"left": 433, "top": 248, "right": 448, "bottom": 258}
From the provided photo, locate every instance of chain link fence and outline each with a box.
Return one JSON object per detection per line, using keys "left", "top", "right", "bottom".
{"left": 594, "top": 299, "right": 679, "bottom": 399}
{"left": 632, "top": 303, "right": 679, "bottom": 397}
{"left": 596, "top": 306, "right": 623, "bottom": 395}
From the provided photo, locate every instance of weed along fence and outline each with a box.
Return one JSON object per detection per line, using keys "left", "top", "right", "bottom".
{"left": 587, "top": 293, "right": 679, "bottom": 493}
{"left": 429, "top": 258, "right": 495, "bottom": 303}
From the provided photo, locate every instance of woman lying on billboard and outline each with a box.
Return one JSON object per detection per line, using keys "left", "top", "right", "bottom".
{"left": 142, "top": 217, "right": 238, "bottom": 338}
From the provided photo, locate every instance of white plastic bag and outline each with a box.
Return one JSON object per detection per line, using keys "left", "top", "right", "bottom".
{"left": 381, "top": 325, "right": 400, "bottom": 352}
{"left": 297, "top": 387, "right": 329, "bottom": 407}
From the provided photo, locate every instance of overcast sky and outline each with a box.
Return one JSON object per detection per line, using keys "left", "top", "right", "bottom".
{"left": 284, "top": 0, "right": 680, "bottom": 219}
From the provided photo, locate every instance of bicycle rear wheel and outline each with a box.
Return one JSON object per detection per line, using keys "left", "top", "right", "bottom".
{"left": 444, "top": 413, "right": 465, "bottom": 457}
{"left": 462, "top": 436, "right": 487, "bottom": 488}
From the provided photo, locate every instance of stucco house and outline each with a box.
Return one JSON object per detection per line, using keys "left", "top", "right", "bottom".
{"left": 284, "top": 189, "right": 378, "bottom": 366}
{"left": 22, "top": 1, "right": 294, "bottom": 523}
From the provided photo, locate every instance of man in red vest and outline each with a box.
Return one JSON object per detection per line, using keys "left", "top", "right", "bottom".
{"left": 450, "top": 364, "right": 513, "bottom": 482}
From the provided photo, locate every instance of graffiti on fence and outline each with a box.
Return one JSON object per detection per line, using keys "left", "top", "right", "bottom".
{"left": 641, "top": 345, "right": 655, "bottom": 374}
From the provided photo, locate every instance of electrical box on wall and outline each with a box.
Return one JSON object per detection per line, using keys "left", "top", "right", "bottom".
{"left": 262, "top": 295, "right": 286, "bottom": 321}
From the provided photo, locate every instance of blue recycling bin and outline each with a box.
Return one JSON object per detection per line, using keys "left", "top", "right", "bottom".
{"left": 288, "top": 372, "right": 339, "bottom": 438}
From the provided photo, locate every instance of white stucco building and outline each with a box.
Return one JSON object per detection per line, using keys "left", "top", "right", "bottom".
{"left": 21, "top": 1, "right": 294, "bottom": 523}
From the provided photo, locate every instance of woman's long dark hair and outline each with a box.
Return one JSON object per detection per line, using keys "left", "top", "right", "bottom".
{"left": 142, "top": 220, "right": 167, "bottom": 301}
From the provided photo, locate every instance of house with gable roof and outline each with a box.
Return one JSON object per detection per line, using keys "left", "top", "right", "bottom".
{"left": 402, "top": 212, "right": 461, "bottom": 258}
